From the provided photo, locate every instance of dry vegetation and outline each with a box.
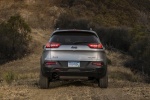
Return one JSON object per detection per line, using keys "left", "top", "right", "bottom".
{"left": 0, "top": 29, "right": 150, "bottom": 99}
{"left": 0, "top": 0, "right": 150, "bottom": 100}
{"left": 0, "top": 0, "right": 64, "bottom": 29}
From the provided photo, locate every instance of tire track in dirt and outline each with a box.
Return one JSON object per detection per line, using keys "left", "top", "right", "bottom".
{"left": 26, "top": 80, "right": 150, "bottom": 100}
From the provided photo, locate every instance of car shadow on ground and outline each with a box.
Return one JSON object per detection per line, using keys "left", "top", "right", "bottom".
{"left": 17, "top": 78, "right": 145, "bottom": 89}
{"left": 48, "top": 80, "right": 98, "bottom": 88}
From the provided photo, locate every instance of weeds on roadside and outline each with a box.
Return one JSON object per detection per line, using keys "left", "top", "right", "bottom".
{"left": 107, "top": 57, "right": 112, "bottom": 65}
{"left": 109, "top": 70, "right": 145, "bottom": 82}
{"left": 0, "top": 93, "right": 2, "bottom": 99}
{"left": 3, "top": 71, "right": 15, "bottom": 84}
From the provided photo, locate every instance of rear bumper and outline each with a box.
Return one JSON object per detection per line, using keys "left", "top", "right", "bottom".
{"left": 41, "top": 66, "right": 107, "bottom": 79}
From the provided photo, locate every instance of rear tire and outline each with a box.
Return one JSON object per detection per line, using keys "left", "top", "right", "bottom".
{"left": 39, "top": 71, "right": 49, "bottom": 89}
{"left": 98, "top": 72, "right": 108, "bottom": 88}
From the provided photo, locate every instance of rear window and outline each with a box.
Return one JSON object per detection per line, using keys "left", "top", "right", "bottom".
{"left": 50, "top": 32, "right": 100, "bottom": 45}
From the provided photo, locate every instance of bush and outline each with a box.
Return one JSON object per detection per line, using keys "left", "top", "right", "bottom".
{"left": 53, "top": 0, "right": 75, "bottom": 8}
{"left": 54, "top": 13, "right": 90, "bottom": 29}
{"left": 95, "top": 27, "right": 131, "bottom": 52}
{"left": 0, "top": 14, "right": 31, "bottom": 64}
{"left": 128, "top": 26, "right": 150, "bottom": 75}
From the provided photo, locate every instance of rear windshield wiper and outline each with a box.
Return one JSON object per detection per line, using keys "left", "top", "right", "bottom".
{"left": 73, "top": 41, "right": 89, "bottom": 44}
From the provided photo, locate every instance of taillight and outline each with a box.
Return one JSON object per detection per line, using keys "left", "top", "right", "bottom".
{"left": 45, "top": 61, "right": 56, "bottom": 65}
{"left": 88, "top": 43, "right": 103, "bottom": 49}
{"left": 92, "top": 62, "right": 104, "bottom": 66}
{"left": 46, "top": 42, "right": 60, "bottom": 48}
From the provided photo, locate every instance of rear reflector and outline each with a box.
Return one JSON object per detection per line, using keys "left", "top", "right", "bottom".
{"left": 88, "top": 43, "right": 103, "bottom": 49}
{"left": 92, "top": 62, "right": 104, "bottom": 66}
{"left": 46, "top": 42, "right": 60, "bottom": 48}
{"left": 45, "top": 61, "right": 56, "bottom": 65}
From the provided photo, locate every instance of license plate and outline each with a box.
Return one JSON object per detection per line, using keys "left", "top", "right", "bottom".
{"left": 68, "top": 61, "right": 80, "bottom": 67}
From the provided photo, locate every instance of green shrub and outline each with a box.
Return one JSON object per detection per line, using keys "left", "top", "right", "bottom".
{"left": 127, "top": 0, "right": 150, "bottom": 11}
{"left": 95, "top": 27, "right": 131, "bottom": 52}
{"left": 0, "top": 14, "right": 31, "bottom": 64}
{"left": 3, "top": 71, "right": 15, "bottom": 84}
{"left": 128, "top": 26, "right": 150, "bottom": 75}
{"left": 54, "top": 13, "right": 90, "bottom": 29}
{"left": 53, "top": 0, "right": 75, "bottom": 7}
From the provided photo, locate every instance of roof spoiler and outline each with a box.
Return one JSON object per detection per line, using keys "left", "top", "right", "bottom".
{"left": 55, "top": 28, "right": 93, "bottom": 31}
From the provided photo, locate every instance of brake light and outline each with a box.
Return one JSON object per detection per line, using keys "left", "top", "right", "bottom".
{"left": 45, "top": 61, "right": 56, "bottom": 65}
{"left": 92, "top": 62, "right": 104, "bottom": 66}
{"left": 46, "top": 42, "right": 60, "bottom": 48}
{"left": 88, "top": 43, "right": 103, "bottom": 49}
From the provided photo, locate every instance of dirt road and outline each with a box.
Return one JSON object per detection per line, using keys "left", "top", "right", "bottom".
{"left": 1, "top": 76, "right": 150, "bottom": 100}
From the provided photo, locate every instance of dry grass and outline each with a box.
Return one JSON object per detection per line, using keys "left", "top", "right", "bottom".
{"left": 0, "top": 0, "right": 150, "bottom": 99}
{"left": 0, "top": 0, "right": 64, "bottom": 29}
{"left": 0, "top": 34, "right": 149, "bottom": 100}
{"left": 106, "top": 50, "right": 145, "bottom": 82}
{"left": 109, "top": 66, "right": 145, "bottom": 82}
{"left": 106, "top": 50, "right": 132, "bottom": 66}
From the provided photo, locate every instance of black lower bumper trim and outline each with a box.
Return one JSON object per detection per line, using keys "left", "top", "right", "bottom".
{"left": 42, "top": 67, "right": 106, "bottom": 79}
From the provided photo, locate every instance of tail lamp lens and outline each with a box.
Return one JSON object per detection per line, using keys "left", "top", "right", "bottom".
{"left": 45, "top": 61, "right": 56, "bottom": 65}
{"left": 46, "top": 42, "right": 60, "bottom": 48}
{"left": 88, "top": 43, "right": 103, "bottom": 49}
{"left": 92, "top": 62, "right": 104, "bottom": 66}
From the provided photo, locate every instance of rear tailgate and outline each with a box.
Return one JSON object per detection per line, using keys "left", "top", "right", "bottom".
{"left": 50, "top": 45, "right": 100, "bottom": 61}
{"left": 43, "top": 45, "right": 105, "bottom": 67}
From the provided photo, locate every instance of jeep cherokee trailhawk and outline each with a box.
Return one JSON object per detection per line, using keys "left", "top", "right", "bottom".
{"left": 39, "top": 29, "right": 108, "bottom": 89}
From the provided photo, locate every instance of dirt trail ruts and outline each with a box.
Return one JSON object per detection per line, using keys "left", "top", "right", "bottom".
{"left": 1, "top": 78, "right": 150, "bottom": 100}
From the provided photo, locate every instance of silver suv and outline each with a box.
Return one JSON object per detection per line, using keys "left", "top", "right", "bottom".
{"left": 39, "top": 29, "right": 108, "bottom": 89}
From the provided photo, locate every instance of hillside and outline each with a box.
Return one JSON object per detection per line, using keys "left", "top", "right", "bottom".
{"left": 55, "top": 0, "right": 150, "bottom": 28}
{"left": 0, "top": 0, "right": 150, "bottom": 100}
{"left": 0, "top": 0, "right": 149, "bottom": 29}
{"left": 0, "top": 0, "right": 63, "bottom": 29}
